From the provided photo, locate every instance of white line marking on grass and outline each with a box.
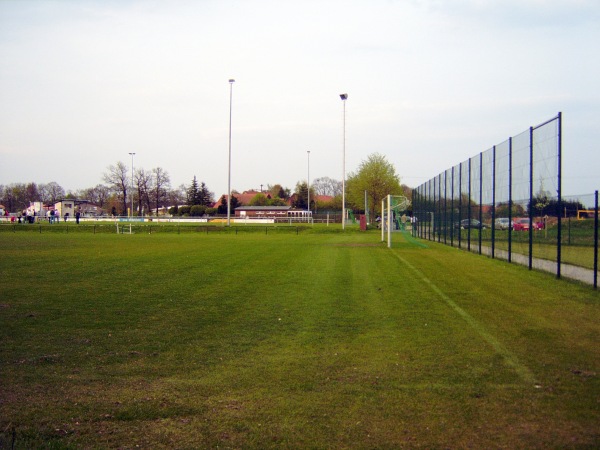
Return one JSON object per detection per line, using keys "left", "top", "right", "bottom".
{"left": 392, "top": 252, "right": 537, "bottom": 386}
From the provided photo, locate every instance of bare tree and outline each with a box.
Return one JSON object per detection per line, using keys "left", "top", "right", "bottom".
{"left": 152, "top": 167, "right": 171, "bottom": 215}
{"left": 135, "top": 168, "right": 153, "bottom": 215}
{"left": 39, "top": 181, "right": 66, "bottom": 205}
{"left": 103, "top": 161, "right": 129, "bottom": 215}
{"left": 167, "top": 184, "right": 186, "bottom": 208}
{"left": 312, "top": 177, "right": 342, "bottom": 197}
{"left": 1, "top": 183, "right": 27, "bottom": 212}
{"left": 79, "top": 184, "right": 110, "bottom": 208}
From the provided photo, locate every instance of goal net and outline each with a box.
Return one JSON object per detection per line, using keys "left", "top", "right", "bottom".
{"left": 381, "top": 195, "right": 410, "bottom": 248}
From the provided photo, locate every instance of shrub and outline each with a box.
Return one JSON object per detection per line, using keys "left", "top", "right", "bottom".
{"left": 190, "top": 205, "right": 206, "bottom": 217}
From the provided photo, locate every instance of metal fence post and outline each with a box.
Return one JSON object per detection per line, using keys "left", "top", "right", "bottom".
{"left": 479, "top": 152, "right": 483, "bottom": 255}
{"left": 528, "top": 126, "right": 534, "bottom": 270}
{"left": 557, "top": 112, "right": 563, "bottom": 278}
{"left": 458, "top": 163, "right": 462, "bottom": 249}
{"left": 451, "top": 166, "right": 455, "bottom": 247}
{"left": 594, "top": 190, "right": 598, "bottom": 289}
{"left": 508, "top": 136, "right": 513, "bottom": 263}
{"left": 492, "top": 145, "right": 496, "bottom": 258}
{"left": 468, "top": 158, "right": 472, "bottom": 251}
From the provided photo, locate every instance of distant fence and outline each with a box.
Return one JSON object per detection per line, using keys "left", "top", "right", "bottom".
{"left": 412, "top": 113, "right": 599, "bottom": 287}
{"left": 0, "top": 214, "right": 345, "bottom": 225}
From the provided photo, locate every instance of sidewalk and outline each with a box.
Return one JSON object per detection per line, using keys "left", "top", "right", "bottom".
{"left": 452, "top": 240, "right": 598, "bottom": 286}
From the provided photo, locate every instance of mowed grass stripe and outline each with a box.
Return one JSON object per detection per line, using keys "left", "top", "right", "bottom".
{"left": 390, "top": 245, "right": 536, "bottom": 385}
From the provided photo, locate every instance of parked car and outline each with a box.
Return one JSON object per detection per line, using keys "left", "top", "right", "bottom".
{"left": 512, "top": 218, "right": 544, "bottom": 231}
{"left": 512, "top": 218, "right": 530, "bottom": 231}
{"left": 455, "top": 219, "right": 486, "bottom": 230}
{"left": 494, "top": 217, "right": 512, "bottom": 230}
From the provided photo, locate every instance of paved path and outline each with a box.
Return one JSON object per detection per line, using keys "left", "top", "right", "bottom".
{"left": 449, "top": 240, "right": 598, "bottom": 286}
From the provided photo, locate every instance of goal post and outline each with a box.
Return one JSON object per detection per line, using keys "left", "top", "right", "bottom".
{"left": 381, "top": 194, "right": 410, "bottom": 248}
{"left": 577, "top": 209, "right": 596, "bottom": 220}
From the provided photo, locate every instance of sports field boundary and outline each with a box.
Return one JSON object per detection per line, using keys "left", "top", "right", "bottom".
{"left": 449, "top": 239, "right": 598, "bottom": 286}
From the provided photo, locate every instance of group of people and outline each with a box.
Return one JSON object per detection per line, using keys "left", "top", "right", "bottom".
{"left": 13, "top": 209, "right": 81, "bottom": 224}
{"left": 47, "top": 209, "right": 67, "bottom": 224}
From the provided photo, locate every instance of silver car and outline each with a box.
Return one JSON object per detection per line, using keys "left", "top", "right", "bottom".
{"left": 494, "top": 217, "right": 512, "bottom": 230}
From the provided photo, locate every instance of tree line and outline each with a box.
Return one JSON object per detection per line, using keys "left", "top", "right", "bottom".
{"left": 1, "top": 153, "right": 407, "bottom": 217}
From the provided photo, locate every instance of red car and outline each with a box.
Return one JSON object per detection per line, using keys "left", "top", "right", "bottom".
{"left": 512, "top": 218, "right": 544, "bottom": 231}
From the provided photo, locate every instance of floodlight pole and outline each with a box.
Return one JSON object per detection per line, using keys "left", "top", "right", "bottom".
{"left": 340, "top": 93, "right": 347, "bottom": 230}
{"left": 227, "top": 79, "right": 235, "bottom": 226}
{"left": 129, "top": 152, "right": 135, "bottom": 218}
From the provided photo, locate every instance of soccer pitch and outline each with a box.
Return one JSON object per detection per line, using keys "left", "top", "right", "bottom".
{"left": 1, "top": 229, "right": 598, "bottom": 448}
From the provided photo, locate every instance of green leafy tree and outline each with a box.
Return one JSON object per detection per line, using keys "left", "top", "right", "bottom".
{"left": 198, "top": 182, "right": 213, "bottom": 206}
{"left": 292, "top": 182, "right": 309, "bottom": 209}
{"left": 495, "top": 202, "right": 525, "bottom": 219}
{"left": 268, "top": 184, "right": 290, "bottom": 200}
{"left": 346, "top": 153, "right": 402, "bottom": 219}
{"left": 268, "top": 197, "right": 287, "bottom": 206}
{"left": 186, "top": 176, "right": 200, "bottom": 206}
{"left": 190, "top": 205, "right": 206, "bottom": 216}
{"left": 249, "top": 193, "right": 268, "bottom": 206}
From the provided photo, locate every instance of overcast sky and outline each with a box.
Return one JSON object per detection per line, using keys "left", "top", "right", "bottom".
{"left": 1, "top": 0, "right": 599, "bottom": 198}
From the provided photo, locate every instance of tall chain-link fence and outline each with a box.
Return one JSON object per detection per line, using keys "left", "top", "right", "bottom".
{"left": 413, "top": 113, "right": 599, "bottom": 287}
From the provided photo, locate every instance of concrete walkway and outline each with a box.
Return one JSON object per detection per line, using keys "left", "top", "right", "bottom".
{"left": 447, "top": 239, "right": 598, "bottom": 286}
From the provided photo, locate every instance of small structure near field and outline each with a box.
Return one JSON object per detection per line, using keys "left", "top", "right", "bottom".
{"left": 235, "top": 206, "right": 312, "bottom": 222}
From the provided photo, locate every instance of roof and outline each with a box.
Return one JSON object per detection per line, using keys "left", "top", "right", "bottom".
{"left": 218, "top": 190, "right": 273, "bottom": 206}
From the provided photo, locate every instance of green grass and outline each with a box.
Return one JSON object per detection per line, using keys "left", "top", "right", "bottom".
{"left": 430, "top": 223, "right": 597, "bottom": 269}
{"left": 1, "top": 229, "right": 598, "bottom": 448}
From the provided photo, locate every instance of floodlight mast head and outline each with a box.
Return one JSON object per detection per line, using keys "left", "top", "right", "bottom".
{"left": 340, "top": 93, "right": 348, "bottom": 100}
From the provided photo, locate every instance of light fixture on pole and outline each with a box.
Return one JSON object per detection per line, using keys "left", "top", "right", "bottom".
{"left": 128, "top": 152, "right": 135, "bottom": 218}
{"left": 307, "top": 150, "right": 310, "bottom": 216}
{"left": 339, "top": 93, "right": 347, "bottom": 230}
{"left": 227, "top": 78, "right": 235, "bottom": 226}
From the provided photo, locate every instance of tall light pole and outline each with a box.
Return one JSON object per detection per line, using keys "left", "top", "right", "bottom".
{"left": 129, "top": 152, "right": 135, "bottom": 218}
{"left": 227, "top": 79, "right": 235, "bottom": 226}
{"left": 340, "top": 93, "right": 348, "bottom": 230}
{"left": 307, "top": 150, "right": 310, "bottom": 215}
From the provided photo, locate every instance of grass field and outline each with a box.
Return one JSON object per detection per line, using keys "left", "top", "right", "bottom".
{"left": 1, "top": 227, "right": 599, "bottom": 448}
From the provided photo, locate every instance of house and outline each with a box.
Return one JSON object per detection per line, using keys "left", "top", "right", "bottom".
{"left": 216, "top": 190, "right": 272, "bottom": 208}
{"left": 235, "top": 206, "right": 291, "bottom": 218}
{"left": 53, "top": 199, "right": 104, "bottom": 219}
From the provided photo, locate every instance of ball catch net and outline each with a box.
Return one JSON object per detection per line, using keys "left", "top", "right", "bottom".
{"left": 381, "top": 195, "right": 410, "bottom": 248}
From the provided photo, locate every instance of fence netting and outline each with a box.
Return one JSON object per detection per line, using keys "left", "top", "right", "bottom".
{"left": 413, "top": 113, "right": 599, "bottom": 287}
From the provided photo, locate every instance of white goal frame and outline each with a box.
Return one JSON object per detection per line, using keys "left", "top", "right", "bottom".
{"left": 381, "top": 194, "right": 410, "bottom": 248}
